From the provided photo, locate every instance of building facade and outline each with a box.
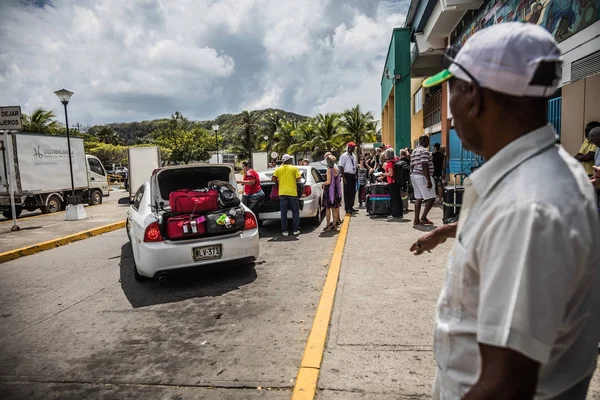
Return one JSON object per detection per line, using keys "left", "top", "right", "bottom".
{"left": 381, "top": 28, "right": 412, "bottom": 150}
{"left": 404, "top": 0, "right": 600, "bottom": 173}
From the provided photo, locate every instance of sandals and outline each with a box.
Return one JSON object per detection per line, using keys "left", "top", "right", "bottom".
{"left": 420, "top": 218, "right": 434, "bottom": 225}
{"left": 323, "top": 222, "right": 338, "bottom": 232}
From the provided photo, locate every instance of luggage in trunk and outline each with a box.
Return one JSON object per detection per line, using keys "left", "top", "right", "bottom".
{"left": 166, "top": 215, "right": 207, "bottom": 240}
{"left": 169, "top": 189, "right": 219, "bottom": 214}
{"left": 259, "top": 181, "right": 305, "bottom": 213}
{"left": 366, "top": 194, "right": 391, "bottom": 217}
{"left": 205, "top": 207, "right": 245, "bottom": 234}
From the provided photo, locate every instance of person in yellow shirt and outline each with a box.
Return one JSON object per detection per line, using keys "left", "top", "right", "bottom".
{"left": 272, "top": 154, "right": 302, "bottom": 236}
{"left": 575, "top": 121, "right": 600, "bottom": 176}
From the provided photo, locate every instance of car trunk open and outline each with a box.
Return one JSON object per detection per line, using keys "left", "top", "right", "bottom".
{"left": 258, "top": 174, "right": 306, "bottom": 213}
{"left": 150, "top": 165, "right": 244, "bottom": 241}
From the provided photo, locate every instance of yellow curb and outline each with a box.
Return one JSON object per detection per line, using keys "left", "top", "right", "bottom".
{"left": 0, "top": 221, "right": 126, "bottom": 264}
{"left": 291, "top": 214, "right": 351, "bottom": 400}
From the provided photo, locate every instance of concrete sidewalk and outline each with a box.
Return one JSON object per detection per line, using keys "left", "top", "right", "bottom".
{"left": 0, "top": 200, "right": 129, "bottom": 254}
{"left": 315, "top": 206, "right": 600, "bottom": 399}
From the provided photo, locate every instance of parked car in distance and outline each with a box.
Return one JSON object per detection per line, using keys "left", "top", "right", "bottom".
{"left": 256, "top": 166, "right": 325, "bottom": 226}
{"left": 121, "top": 164, "right": 259, "bottom": 281}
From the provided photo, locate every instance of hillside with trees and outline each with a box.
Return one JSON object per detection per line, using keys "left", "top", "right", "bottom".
{"left": 18, "top": 106, "right": 379, "bottom": 169}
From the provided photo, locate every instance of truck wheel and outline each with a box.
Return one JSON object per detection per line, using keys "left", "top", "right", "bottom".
{"left": 42, "top": 196, "right": 62, "bottom": 214}
{"left": 2, "top": 206, "right": 22, "bottom": 219}
{"left": 89, "top": 190, "right": 103, "bottom": 206}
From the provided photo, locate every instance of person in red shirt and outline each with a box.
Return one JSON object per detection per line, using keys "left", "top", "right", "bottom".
{"left": 381, "top": 148, "right": 403, "bottom": 219}
{"left": 237, "top": 161, "right": 265, "bottom": 222}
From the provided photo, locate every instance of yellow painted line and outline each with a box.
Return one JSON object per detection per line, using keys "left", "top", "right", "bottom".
{"left": 291, "top": 214, "right": 351, "bottom": 400}
{"left": 0, "top": 221, "right": 126, "bottom": 264}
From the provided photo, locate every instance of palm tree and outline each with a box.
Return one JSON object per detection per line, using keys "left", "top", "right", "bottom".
{"left": 337, "top": 105, "right": 376, "bottom": 147}
{"left": 234, "top": 110, "right": 266, "bottom": 163}
{"left": 288, "top": 121, "right": 314, "bottom": 154}
{"left": 22, "top": 108, "right": 59, "bottom": 133}
{"left": 273, "top": 120, "right": 298, "bottom": 155}
{"left": 309, "top": 113, "right": 343, "bottom": 157}
{"left": 96, "top": 126, "right": 122, "bottom": 145}
{"left": 258, "top": 111, "right": 282, "bottom": 156}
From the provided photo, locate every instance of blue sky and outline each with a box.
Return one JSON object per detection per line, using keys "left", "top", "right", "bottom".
{"left": 0, "top": 0, "right": 409, "bottom": 125}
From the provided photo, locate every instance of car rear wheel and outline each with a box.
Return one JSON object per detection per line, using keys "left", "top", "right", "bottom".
{"left": 132, "top": 250, "right": 149, "bottom": 282}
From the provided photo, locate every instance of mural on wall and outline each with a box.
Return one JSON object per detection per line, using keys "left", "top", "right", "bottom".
{"left": 451, "top": 0, "right": 600, "bottom": 45}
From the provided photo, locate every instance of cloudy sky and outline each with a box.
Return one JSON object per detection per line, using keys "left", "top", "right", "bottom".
{"left": 0, "top": 0, "right": 409, "bottom": 126}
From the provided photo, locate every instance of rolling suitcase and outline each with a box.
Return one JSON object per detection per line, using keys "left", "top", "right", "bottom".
{"left": 442, "top": 173, "right": 467, "bottom": 225}
{"left": 366, "top": 194, "right": 391, "bottom": 217}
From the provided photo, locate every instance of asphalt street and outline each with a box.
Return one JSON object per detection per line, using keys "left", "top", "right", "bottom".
{"left": 0, "top": 189, "right": 125, "bottom": 223}
{"left": 0, "top": 219, "right": 338, "bottom": 399}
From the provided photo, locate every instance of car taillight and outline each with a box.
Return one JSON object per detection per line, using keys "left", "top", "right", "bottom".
{"left": 144, "top": 222, "right": 163, "bottom": 242}
{"left": 244, "top": 212, "right": 258, "bottom": 230}
{"left": 302, "top": 185, "right": 312, "bottom": 198}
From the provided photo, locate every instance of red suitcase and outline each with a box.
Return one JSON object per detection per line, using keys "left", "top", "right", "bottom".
{"left": 166, "top": 215, "right": 207, "bottom": 239}
{"left": 169, "top": 189, "right": 218, "bottom": 214}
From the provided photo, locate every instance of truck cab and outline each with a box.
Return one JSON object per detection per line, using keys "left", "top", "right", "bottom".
{"left": 86, "top": 155, "right": 110, "bottom": 200}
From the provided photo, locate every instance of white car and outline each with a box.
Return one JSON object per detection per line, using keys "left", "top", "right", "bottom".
{"left": 256, "top": 166, "right": 325, "bottom": 225}
{"left": 122, "top": 164, "right": 260, "bottom": 281}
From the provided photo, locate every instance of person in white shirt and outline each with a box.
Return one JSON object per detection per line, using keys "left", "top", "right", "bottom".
{"left": 338, "top": 142, "right": 358, "bottom": 214}
{"left": 410, "top": 22, "right": 600, "bottom": 399}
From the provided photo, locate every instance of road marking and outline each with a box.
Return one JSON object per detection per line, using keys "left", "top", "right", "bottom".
{"left": 291, "top": 214, "right": 350, "bottom": 400}
{"left": 0, "top": 221, "right": 126, "bottom": 264}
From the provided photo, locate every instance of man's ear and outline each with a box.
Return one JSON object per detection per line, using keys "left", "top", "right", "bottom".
{"left": 466, "top": 83, "right": 483, "bottom": 118}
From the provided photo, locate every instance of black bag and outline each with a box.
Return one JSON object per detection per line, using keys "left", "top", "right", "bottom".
{"left": 370, "top": 183, "right": 389, "bottom": 195}
{"left": 208, "top": 180, "right": 241, "bottom": 208}
{"left": 205, "top": 207, "right": 245, "bottom": 234}
{"left": 442, "top": 186, "right": 465, "bottom": 224}
{"left": 393, "top": 160, "right": 411, "bottom": 188}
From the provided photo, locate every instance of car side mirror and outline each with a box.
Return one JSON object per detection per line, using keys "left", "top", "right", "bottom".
{"left": 118, "top": 197, "right": 133, "bottom": 205}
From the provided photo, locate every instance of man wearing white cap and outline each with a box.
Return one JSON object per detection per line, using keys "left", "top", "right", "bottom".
{"left": 272, "top": 154, "right": 302, "bottom": 236}
{"left": 410, "top": 22, "right": 600, "bottom": 399}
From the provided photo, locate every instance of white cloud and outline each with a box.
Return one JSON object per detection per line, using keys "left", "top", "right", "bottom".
{"left": 0, "top": 0, "right": 408, "bottom": 125}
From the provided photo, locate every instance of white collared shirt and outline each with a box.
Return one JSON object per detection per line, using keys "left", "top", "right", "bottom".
{"left": 434, "top": 125, "right": 600, "bottom": 399}
{"left": 338, "top": 152, "right": 357, "bottom": 174}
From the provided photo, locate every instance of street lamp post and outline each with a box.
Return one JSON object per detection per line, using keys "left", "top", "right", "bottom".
{"left": 212, "top": 124, "right": 219, "bottom": 163}
{"left": 55, "top": 88, "right": 86, "bottom": 220}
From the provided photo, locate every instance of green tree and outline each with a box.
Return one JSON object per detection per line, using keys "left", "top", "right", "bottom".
{"left": 337, "top": 105, "right": 376, "bottom": 147}
{"left": 95, "top": 126, "right": 122, "bottom": 145}
{"left": 273, "top": 120, "right": 298, "bottom": 155}
{"left": 153, "top": 112, "right": 213, "bottom": 164}
{"left": 309, "top": 113, "right": 343, "bottom": 156}
{"left": 22, "top": 108, "right": 59, "bottom": 133}
{"left": 258, "top": 111, "right": 283, "bottom": 156}
{"left": 232, "top": 110, "right": 266, "bottom": 163}
{"left": 288, "top": 121, "right": 314, "bottom": 154}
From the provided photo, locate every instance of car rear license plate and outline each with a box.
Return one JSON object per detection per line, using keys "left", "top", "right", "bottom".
{"left": 193, "top": 245, "right": 222, "bottom": 261}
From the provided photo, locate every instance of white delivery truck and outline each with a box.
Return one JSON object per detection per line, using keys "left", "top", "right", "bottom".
{"left": 0, "top": 132, "right": 109, "bottom": 219}
{"left": 127, "top": 146, "right": 161, "bottom": 199}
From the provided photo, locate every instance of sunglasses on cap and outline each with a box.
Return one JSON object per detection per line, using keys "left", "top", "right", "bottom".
{"left": 442, "top": 46, "right": 482, "bottom": 90}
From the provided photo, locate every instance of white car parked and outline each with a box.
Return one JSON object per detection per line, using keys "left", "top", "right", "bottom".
{"left": 122, "top": 164, "right": 260, "bottom": 281}
{"left": 256, "top": 166, "right": 325, "bottom": 225}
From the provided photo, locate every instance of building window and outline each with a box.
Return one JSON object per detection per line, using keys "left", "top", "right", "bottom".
{"left": 414, "top": 88, "right": 423, "bottom": 114}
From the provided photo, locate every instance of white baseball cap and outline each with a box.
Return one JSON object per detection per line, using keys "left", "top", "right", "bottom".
{"left": 423, "top": 22, "right": 562, "bottom": 98}
{"left": 282, "top": 154, "right": 293, "bottom": 162}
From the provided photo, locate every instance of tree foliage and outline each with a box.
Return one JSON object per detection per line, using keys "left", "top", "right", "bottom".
{"left": 337, "top": 105, "right": 376, "bottom": 147}
{"left": 153, "top": 112, "right": 213, "bottom": 164}
{"left": 22, "top": 108, "right": 60, "bottom": 133}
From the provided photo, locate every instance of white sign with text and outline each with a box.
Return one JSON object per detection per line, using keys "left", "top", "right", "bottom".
{"left": 0, "top": 106, "right": 23, "bottom": 130}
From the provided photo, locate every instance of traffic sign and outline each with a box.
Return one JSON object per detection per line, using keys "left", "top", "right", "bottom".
{"left": 0, "top": 106, "right": 23, "bottom": 130}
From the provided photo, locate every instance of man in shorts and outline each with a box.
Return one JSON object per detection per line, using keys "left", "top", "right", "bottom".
{"left": 410, "top": 135, "right": 436, "bottom": 225}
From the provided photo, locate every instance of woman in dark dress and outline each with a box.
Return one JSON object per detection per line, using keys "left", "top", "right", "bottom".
{"left": 323, "top": 155, "right": 342, "bottom": 232}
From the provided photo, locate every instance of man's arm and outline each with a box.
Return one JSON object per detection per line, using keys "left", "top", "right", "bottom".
{"left": 422, "top": 162, "right": 432, "bottom": 188}
{"left": 463, "top": 344, "right": 540, "bottom": 400}
{"left": 578, "top": 151, "right": 596, "bottom": 162}
{"left": 410, "top": 222, "right": 457, "bottom": 254}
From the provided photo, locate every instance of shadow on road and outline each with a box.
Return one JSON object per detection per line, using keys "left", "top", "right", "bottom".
{"left": 257, "top": 218, "right": 321, "bottom": 240}
{"left": 119, "top": 243, "right": 258, "bottom": 308}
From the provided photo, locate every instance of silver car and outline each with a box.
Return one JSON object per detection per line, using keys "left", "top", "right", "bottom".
{"left": 256, "top": 166, "right": 326, "bottom": 226}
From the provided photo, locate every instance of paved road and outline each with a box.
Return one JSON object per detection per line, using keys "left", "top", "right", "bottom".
{"left": 0, "top": 190, "right": 126, "bottom": 223}
{"left": 0, "top": 218, "right": 338, "bottom": 399}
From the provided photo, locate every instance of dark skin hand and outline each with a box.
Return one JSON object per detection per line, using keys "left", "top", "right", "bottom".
{"left": 463, "top": 344, "right": 540, "bottom": 400}
{"left": 410, "top": 223, "right": 457, "bottom": 254}
{"left": 575, "top": 151, "right": 595, "bottom": 162}
{"left": 423, "top": 163, "right": 433, "bottom": 189}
